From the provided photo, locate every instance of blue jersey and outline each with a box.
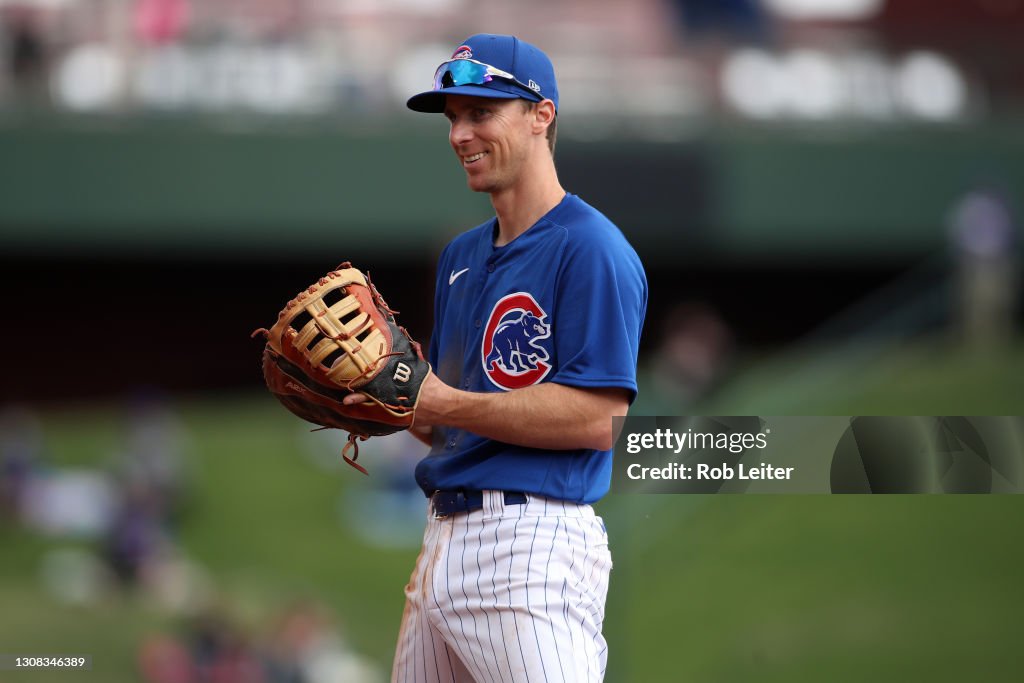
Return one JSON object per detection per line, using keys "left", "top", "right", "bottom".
{"left": 417, "top": 193, "right": 647, "bottom": 504}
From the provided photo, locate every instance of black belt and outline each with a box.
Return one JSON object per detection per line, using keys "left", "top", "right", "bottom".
{"left": 430, "top": 490, "right": 528, "bottom": 519}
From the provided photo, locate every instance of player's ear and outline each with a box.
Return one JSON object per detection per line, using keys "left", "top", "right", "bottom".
{"left": 531, "top": 99, "right": 556, "bottom": 136}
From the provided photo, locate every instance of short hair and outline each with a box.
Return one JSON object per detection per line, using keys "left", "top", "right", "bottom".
{"left": 521, "top": 100, "right": 557, "bottom": 156}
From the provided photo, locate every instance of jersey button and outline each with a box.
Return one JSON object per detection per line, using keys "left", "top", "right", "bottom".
{"left": 463, "top": 380, "right": 470, "bottom": 389}
{"left": 474, "top": 319, "right": 481, "bottom": 328}
{"left": 447, "top": 438, "right": 456, "bottom": 449}
{"left": 487, "top": 263, "right": 495, "bottom": 273}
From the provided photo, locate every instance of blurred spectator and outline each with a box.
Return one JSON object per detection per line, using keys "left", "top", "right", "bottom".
{"left": 103, "top": 477, "right": 169, "bottom": 586}
{"left": 2, "top": 4, "right": 49, "bottom": 105}
{"left": 0, "top": 405, "right": 45, "bottom": 521}
{"left": 134, "top": 0, "right": 191, "bottom": 45}
{"left": 649, "top": 302, "right": 735, "bottom": 408}
{"left": 949, "top": 187, "right": 1020, "bottom": 350}
{"left": 110, "top": 391, "right": 193, "bottom": 529}
{"left": 139, "top": 633, "right": 196, "bottom": 683}
{"left": 671, "top": 0, "right": 771, "bottom": 42}
{"left": 263, "top": 600, "right": 382, "bottom": 683}
{"left": 101, "top": 392, "right": 193, "bottom": 588}
{"left": 188, "top": 610, "right": 266, "bottom": 683}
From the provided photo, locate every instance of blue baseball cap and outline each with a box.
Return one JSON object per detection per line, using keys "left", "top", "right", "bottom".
{"left": 407, "top": 34, "right": 559, "bottom": 113}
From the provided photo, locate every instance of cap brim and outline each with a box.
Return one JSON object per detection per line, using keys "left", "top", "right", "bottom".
{"left": 406, "top": 85, "right": 534, "bottom": 113}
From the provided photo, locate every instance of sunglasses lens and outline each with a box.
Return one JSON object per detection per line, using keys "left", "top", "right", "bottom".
{"left": 432, "top": 60, "right": 493, "bottom": 90}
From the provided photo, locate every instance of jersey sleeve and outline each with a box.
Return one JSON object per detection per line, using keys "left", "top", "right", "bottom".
{"left": 549, "top": 230, "right": 648, "bottom": 402}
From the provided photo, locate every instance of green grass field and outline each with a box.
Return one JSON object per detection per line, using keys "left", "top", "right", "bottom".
{"left": 2, "top": 341, "right": 1022, "bottom": 681}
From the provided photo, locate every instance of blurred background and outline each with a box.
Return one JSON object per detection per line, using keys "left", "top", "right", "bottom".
{"left": 1, "top": 0, "right": 1022, "bottom": 681}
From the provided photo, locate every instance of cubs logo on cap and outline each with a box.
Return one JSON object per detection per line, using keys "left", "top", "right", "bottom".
{"left": 481, "top": 292, "right": 552, "bottom": 390}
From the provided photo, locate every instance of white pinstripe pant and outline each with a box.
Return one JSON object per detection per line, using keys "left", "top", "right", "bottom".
{"left": 392, "top": 491, "right": 612, "bottom": 683}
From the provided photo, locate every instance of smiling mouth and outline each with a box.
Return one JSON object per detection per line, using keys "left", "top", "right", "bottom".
{"left": 462, "top": 151, "right": 488, "bottom": 166}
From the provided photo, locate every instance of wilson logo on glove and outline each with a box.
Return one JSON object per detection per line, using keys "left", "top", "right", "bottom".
{"left": 252, "top": 263, "right": 430, "bottom": 474}
{"left": 393, "top": 363, "right": 413, "bottom": 383}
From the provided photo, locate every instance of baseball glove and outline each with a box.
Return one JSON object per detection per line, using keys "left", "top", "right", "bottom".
{"left": 252, "top": 263, "right": 430, "bottom": 474}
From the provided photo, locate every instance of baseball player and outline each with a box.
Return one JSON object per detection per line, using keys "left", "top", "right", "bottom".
{"left": 350, "top": 34, "right": 647, "bottom": 682}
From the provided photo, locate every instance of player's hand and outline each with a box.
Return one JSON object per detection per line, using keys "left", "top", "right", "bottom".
{"left": 342, "top": 392, "right": 369, "bottom": 406}
{"left": 344, "top": 372, "right": 450, "bottom": 425}
{"left": 342, "top": 371, "right": 445, "bottom": 409}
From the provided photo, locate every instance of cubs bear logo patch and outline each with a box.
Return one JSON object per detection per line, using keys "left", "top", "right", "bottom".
{"left": 481, "top": 292, "right": 552, "bottom": 390}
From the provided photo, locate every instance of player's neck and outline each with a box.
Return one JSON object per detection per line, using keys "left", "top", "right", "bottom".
{"left": 490, "top": 160, "right": 564, "bottom": 247}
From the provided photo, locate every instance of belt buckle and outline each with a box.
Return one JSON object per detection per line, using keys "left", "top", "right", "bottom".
{"left": 430, "top": 491, "right": 444, "bottom": 520}
{"left": 431, "top": 490, "right": 462, "bottom": 520}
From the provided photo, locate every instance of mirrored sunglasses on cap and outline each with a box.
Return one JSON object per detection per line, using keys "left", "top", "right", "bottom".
{"left": 432, "top": 58, "right": 540, "bottom": 98}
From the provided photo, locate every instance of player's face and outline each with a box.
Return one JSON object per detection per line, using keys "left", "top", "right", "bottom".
{"left": 444, "top": 95, "right": 534, "bottom": 194}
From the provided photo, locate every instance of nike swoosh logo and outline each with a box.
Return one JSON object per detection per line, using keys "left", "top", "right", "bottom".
{"left": 449, "top": 268, "right": 470, "bottom": 285}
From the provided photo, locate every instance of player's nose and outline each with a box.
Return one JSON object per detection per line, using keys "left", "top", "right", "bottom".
{"left": 449, "top": 118, "right": 474, "bottom": 148}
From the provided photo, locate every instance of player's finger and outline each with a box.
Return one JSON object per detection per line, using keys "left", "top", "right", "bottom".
{"left": 343, "top": 392, "right": 368, "bottom": 405}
